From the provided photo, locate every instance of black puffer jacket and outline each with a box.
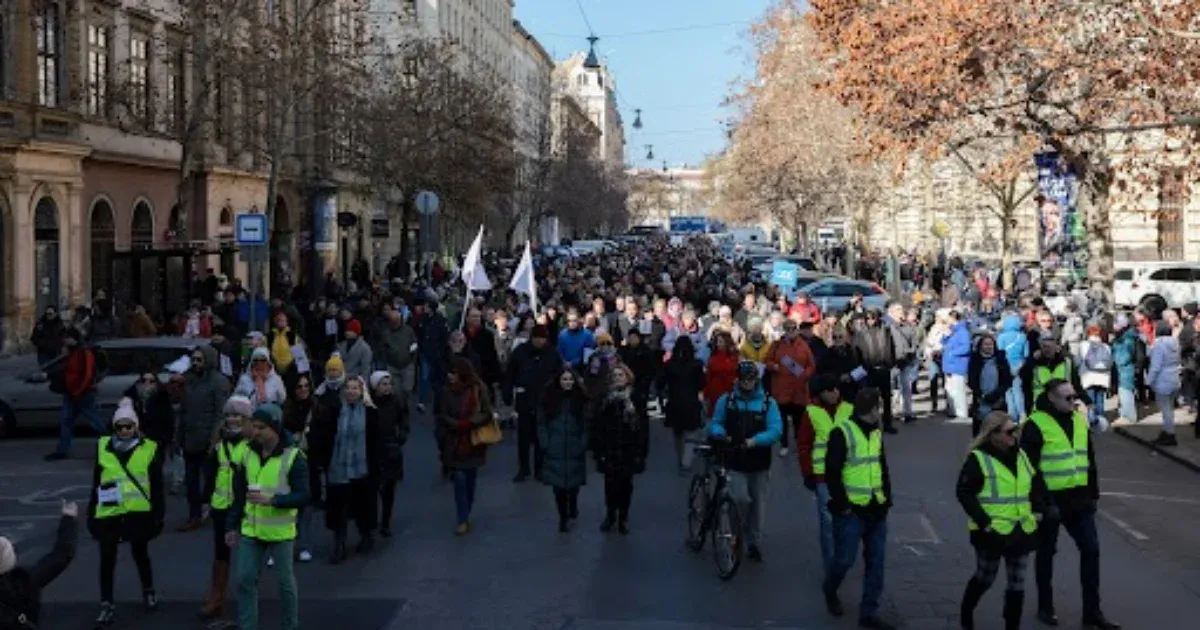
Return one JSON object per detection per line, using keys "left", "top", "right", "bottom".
{"left": 0, "top": 516, "right": 76, "bottom": 628}
{"left": 591, "top": 389, "right": 649, "bottom": 475}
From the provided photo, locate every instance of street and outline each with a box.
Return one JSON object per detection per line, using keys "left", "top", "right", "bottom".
{"left": 3, "top": 392, "right": 1198, "bottom": 630}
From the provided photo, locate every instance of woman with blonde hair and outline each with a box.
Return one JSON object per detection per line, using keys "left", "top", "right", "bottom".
{"left": 955, "top": 411, "right": 1050, "bottom": 630}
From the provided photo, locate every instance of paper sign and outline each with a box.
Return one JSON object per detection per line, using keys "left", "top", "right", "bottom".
{"left": 291, "top": 345, "right": 311, "bottom": 374}
{"left": 850, "top": 366, "right": 868, "bottom": 382}
{"left": 781, "top": 355, "right": 802, "bottom": 377}
{"left": 639, "top": 320, "right": 652, "bottom": 335}
{"left": 325, "top": 319, "right": 338, "bottom": 336}
{"left": 219, "top": 354, "right": 233, "bottom": 377}
{"left": 770, "top": 261, "right": 800, "bottom": 289}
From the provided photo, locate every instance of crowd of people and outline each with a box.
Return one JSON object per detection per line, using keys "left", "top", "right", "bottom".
{"left": 8, "top": 233, "right": 1185, "bottom": 630}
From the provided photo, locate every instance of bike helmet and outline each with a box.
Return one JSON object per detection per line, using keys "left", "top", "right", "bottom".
{"left": 736, "top": 360, "right": 759, "bottom": 380}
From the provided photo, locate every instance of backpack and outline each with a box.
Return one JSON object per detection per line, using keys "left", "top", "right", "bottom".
{"left": 1084, "top": 342, "right": 1112, "bottom": 372}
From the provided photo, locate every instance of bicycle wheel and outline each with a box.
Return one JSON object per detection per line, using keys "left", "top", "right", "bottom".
{"left": 685, "top": 473, "right": 710, "bottom": 552}
{"left": 711, "top": 495, "right": 743, "bottom": 580}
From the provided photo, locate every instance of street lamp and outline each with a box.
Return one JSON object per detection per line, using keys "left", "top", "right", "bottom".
{"left": 584, "top": 36, "right": 601, "bottom": 69}
{"left": 645, "top": 144, "right": 654, "bottom": 160}
{"left": 633, "top": 109, "right": 643, "bottom": 130}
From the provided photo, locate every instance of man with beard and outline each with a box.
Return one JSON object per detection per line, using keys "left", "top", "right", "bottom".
{"left": 175, "top": 345, "right": 231, "bottom": 530}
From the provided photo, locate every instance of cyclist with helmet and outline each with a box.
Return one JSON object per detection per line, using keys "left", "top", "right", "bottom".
{"left": 709, "top": 360, "right": 783, "bottom": 562}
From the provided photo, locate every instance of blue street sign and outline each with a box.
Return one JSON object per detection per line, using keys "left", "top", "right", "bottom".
{"left": 770, "top": 260, "right": 800, "bottom": 288}
{"left": 235, "top": 213, "right": 268, "bottom": 245}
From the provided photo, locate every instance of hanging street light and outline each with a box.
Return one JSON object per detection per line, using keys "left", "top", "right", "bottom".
{"left": 584, "top": 35, "right": 601, "bottom": 69}
{"left": 633, "top": 108, "right": 643, "bottom": 130}
{"left": 645, "top": 144, "right": 654, "bottom": 160}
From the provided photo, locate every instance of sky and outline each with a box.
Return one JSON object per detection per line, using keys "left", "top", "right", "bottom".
{"left": 514, "top": 0, "right": 773, "bottom": 170}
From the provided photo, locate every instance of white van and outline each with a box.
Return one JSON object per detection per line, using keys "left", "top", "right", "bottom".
{"left": 1114, "top": 261, "right": 1200, "bottom": 310}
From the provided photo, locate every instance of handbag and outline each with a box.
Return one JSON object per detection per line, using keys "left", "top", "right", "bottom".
{"left": 471, "top": 413, "right": 503, "bottom": 446}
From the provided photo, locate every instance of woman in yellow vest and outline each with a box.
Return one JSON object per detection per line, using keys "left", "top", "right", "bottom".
{"left": 797, "top": 374, "right": 854, "bottom": 575}
{"left": 86, "top": 398, "right": 164, "bottom": 628}
{"left": 956, "top": 411, "right": 1049, "bottom": 630}
{"left": 198, "top": 395, "right": 255, "bottom": 623}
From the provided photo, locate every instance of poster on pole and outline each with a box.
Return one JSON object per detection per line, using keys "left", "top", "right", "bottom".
{"left": 1034, "top": 152, "right": 1087, "bottom": 282}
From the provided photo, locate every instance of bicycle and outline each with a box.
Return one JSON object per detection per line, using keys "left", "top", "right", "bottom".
{"left": 684, "top": 437, "right": 744, "bottom": 580}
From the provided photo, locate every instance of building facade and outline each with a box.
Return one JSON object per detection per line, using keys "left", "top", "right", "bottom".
{"left": 625, "top": 167, "right": 708, "bottom": 228}
{"left": 508, "top": 19, "right": 553, "bottom": 248}
{"left": 553, "top": 52, "right": 625, "bottom": 168}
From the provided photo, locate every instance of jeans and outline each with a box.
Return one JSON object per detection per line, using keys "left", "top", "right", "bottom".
{"left": 418, "top": 357, "right": 435, "bottom": 406}
{"left": 1006, "top": 368, "right": 1026, "bottom": 421}
{"left": 727, "top": 470, "right": 769, "bottom": 547}
{"left": 1157, "top": 391, "right": 1178, "bottom": 433}
{"left": 1118, "top": 387, "right": 1137, "bottom": 422}
{"left": 296, "top": 506, "right": 313, "bottom": 552}
{"left": 515, "top": 410, "right": 542, "bottom": 477}
{"left": 451, "top": 468, "right": 478, "bottom": 525}
{"left": 896, "top": 363, "right": 918, "bottom": 417}
{"left": 184, "top": 451, "right": 209, "bottom": 521}
{"left": 99, "top": 539, "right": 153, "bottom": 602}
{"left": 1036, "top": 509, "right": 1101, "bottom": 619}
{"left": 236, "top": 538, "right": 298, "bottom": 630}
{"left": 1086, "top": 388, "right": 1107, "bottom": 430}
{"left": 946, "top": 374, "right": 969, "bottom": 420}
{"left": 778, "top": 404, "right": 804, "bottom": 448}
{"left": 825, "top": 513, "right": 888, "bottom": 619}
{"left": 926, "top": 359, "right": 944, "bottom": 411}
{"left": 815, "top": 482, "right": 835, "bottom": 574}
{"left": 56, "top": 393, "right": 103, "bottom": 455}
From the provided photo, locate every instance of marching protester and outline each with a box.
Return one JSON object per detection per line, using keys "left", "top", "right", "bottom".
{"left": 592, "top": 364, "right": 648, "bottom": 535}
{"left": 283, "top": 373, "right": 322, "bottom": 556}
{"left": 438, "top": 358, "right": 495, "bottom": 535}
{"left": 235, "top": 347, "right": 288, "bottom": 410}
{"left": 198, "top": 395, "right": 254, "bottom": 623}
{"left": 0, "top": 501, "right": 78, "bottom": 629}
{"left": 798, "top": 373, "right": 854, "bottom": 575}
{"left": 311, "top": 376, "right": 380, "bottom": 563}
{"left": 659, "top": 335, "right": 706, "bottom": 472}
{"left": 370, "top": 371, "right": 410, "bottom": 538}
{"left": 508, "top": 325, "right": 563, "bottom": 482}
{"left": 765, "top": 319, "right": 817, "bottom": 453}
{"left": 538, "top": 367, "right": 591, "bottom": 533}
{"left": 177, "top": 345, "right": 231, "bottom": 532}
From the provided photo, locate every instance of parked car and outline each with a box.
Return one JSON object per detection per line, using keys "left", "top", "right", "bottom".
{"left": 1114, "top": 261, "right": 1200, "bottom": 312}
{"left": 794, "top": 278, "right": 890, "bottom": 314}
{"left": 0, "top": 337, "right": 208, "bottom": 438}
{"left": 568, "top": 239, "right": 617, "bottom": 255}
{"left": 770, "top": 254, "right": 819, "bottom": 272}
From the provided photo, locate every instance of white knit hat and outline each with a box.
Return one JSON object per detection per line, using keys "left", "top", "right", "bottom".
{"left": 0, "top": 536, "right": 15, "bottom": 575}
{"left": 368, "top": 370, "right": 391, "bottom": 391}
{"left": 223, "top": 395, "right": 254, "bottom": 418}
{"left": 111, "top": 398, "right": 139, "bottom": 428}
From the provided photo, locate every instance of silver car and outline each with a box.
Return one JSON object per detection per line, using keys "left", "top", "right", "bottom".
{"left": 795, "top": 278, "right": 891, "bottom": 314}
{"left": 0, "top": 337, "right": 209, "bottom": 438}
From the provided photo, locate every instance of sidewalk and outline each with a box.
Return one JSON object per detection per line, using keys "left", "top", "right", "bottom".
{"left": 1113, "top": 409, "right": 1200, "bottom": 473}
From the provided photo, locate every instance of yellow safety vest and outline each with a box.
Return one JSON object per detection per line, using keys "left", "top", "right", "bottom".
{"left": 806, "top": 402, "right": 854, "bottom": 475}
{"left": 968, "top": 449, "right": 1038, "bottom": 535}
{"left": 836, "top": 421, "right": 887, "bottom": 506}
{"left": 211, "top": 440, "right": 249, "bottom": 511}
{"left": 1032, "top": 360, "right": 1070, "bottom": 403}
{"left": 241, "top": 447, "right": 301, "bottom": 542}
{"left": 95, "top": 438, "right": 158, "bottom": 519}
{"left": 1029, "top": 411, "right": 1089, "bottom": 491}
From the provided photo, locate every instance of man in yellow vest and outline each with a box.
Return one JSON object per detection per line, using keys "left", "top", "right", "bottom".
{"left": 799, "top": 374, "right": 855, "bottom": 575}
{"left": 225, "top": 403, "right": 309, "bottom": 630}
{"left": 199, "top": 395, "right": 254, "bottom": 623}
{"left": 1021, "top": 379, "right": 1120, "bottom": 630}
{"left": 821, "top": 388, "right": 895, "bottom": 630}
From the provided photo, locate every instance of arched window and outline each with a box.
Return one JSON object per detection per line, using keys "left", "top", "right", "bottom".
{"left": 131, "top": 201, "right": 154, "bottom": 246}
{"left": 90, "top": 200, "right": 115, "bottom": 297}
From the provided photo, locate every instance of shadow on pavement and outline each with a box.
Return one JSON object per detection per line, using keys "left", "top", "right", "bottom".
{"left": 39, "top": 598, "right": 405, "bottom": 629}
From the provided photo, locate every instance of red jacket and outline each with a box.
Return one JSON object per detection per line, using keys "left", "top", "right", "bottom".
{"left": 63, "top": 347, "right": 96, "bottom": 399}
{"left": 788, "top": 301, "right": 822, "bottom": 324}
{"left": 703, "top": 351, "right": 739, "bottom": 415}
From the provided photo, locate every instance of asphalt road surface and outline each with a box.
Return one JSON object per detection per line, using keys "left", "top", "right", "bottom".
{"left": 2, "top": 393, "right": 1197, "bottom": 629}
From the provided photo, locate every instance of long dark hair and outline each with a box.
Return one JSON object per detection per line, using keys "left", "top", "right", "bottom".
{"left": 669, "top": 334, "right": 696, "bottom": 364}
{"left": 541, "top": 366, "right": 589, "bottom": 414}
{"left": 449, "top": 357, "right": 482, "bottom": 388}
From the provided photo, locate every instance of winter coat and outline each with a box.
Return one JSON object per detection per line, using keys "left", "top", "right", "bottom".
{"left": 126, "top": 312, "right": 158, "bottom": 338}
{"left": 1147, "top": 335, "right": 1182, "bottom": 395}
{"left": 854, "top": 325, "right": 896, "bottom": 371}
{"left": 537, "top": 397, "right": 590, "bottom": 489}
{"left": 336, "top": 337, "right": 375, "bottom": 380}
{"left": 557, "top": 328, "right": 596, "bottom": 367}
{"left": 1111, "top": 328, "right": 1138, "bottom": 391}
{"left": 86, "top": 438, "right": 166, "bottom": 543}
{"left": 308, "top": 400, "right": 382, "bottom": 481}
{"left": 957, "top": 443, "right": 1049, "bottom": 557}
{"left": 122, "top": 383, "right": 175, "bottom": 447}
{"left": 178, "top": 345, "right": 231, "bottom": 455}
{"left": 0, "top": 515, "right": 76, "bottom": 628}
{"left": 617, "top": 344, "right": 656, "bottom": 396}
{"left": 706, "top": 320, "right": 746, "bottom": 346}
{"left": 1076, "top": 339, "right": 1113, "bottom": 391}
{"left": 663, "top": 324, "right": 710, "bottom": 363}
{"left": 941, "top": 321, "right": 973, "bottom": 376}
{"left": 659, "top": 357, "right": 706, "bottom": 431}
{"left": 704, "top": 351, "right": 740, "bottom": 415}
{"left": 967, "top": 352, "right": 1013, "bottom": 409}
{"left": 234, "top": 368, "right": 288, "bottom": 409}
{"left": 739, "top": 337, "right": 772, "bottom": 364}
{"left": 765, "top": 337, "right": 817, "bottom": 405}
{"left": 464, "top": 324, "right": 502, "bottom": 385}
{"left": 437, "top": 382, "right": 493, "bottom": 469}
{"left": 591, "top": 389, "right": 649, "bottom": 475}
{"left": 996, "top": 315, "right": 1030, "bottom": 369}
{"left": 507, "top": 342, "right": 564, "bottom": 416}
{"left": 31, "top": 316, "right": 65, "bottom": 359}
{"left": 415, "top": 312, "right": 450, "bottom": 364}
{"left": 582, "top": 348, "right": 624, "bottom": 403}
{"left": 888, "top": 322, "right": 919, "bottom": 366}
{"left": 373, "top": 393, "right": 409, "bottom": 482}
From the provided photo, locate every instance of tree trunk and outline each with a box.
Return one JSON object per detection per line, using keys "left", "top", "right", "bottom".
{"left": 1000, "top": 203, "right": 1014, "bottom": 292}
{"left": 1084, "top": 173, "right": 1115, "bottom": 301}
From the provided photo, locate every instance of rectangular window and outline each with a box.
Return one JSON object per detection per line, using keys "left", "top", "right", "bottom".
{"left": 86, "top": 23, "right": 110, "bottom": 116}
{"left": 129, "top": 32, "right": 150, "bottom": 123}
{"left": 0, "top": 8, "right": 7, "bottom": 99}
{"left": 163, "top": 46, "right": 185, "bottom": 135}
{"left": 36, "top": 3, "right": 60, "bottom": 107}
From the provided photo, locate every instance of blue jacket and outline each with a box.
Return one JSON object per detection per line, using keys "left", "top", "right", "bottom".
{"left": 941, "top": 321, "right": 972, "bottom": 376}
{"left": 1111, "top": 328, "right": 1138, "bottom": 390}
{"left": 557, "top": 328, "right": 595, "bottom": 367}
{"left": 709, "top": 384, "right": 783, "bottom": 448}
{"left": 996, "top": 315, "right": 1029, "bottom": 369}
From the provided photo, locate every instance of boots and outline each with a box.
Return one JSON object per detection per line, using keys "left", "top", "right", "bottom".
{"left": 960, "top": 578, "right": 988, "bottom": 629}
{"left": 330, "top": 532, "right": 348, "bottom": 564}
{"left": 197, "top": 560, "right": 230, "bottom": 620}
{"left": 617, "top": 509, "right": 630, "bottom": 535}
{"left": 1003, "top": 590, "right": 1024, "bottom": 630}
{"left": 599, "top": 509, "right": 616, "bottom": 533}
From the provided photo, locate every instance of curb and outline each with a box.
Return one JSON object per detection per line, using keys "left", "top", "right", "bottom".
{"left": 1113, "top": 426, "right": 1200, "bottom": 474}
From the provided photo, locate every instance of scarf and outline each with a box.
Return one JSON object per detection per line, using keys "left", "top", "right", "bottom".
{"left": 606, "top": 386, "right": 637, "bottom": 426}
{"left": 111, "top": 435, "right": 141, "bottom": 453}
{"left": 316, "top": 376, "right": 345, "bottom": 396}
{"left": 328, "top": 400, "right": 368, "bottom": 485}
{"left": 252, "top": 361, "right": 272, "bottom": 402}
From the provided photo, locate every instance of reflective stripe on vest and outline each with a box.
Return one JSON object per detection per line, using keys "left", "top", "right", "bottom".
{"left": 1032, "top": 361, "right": 1070, "bottom": 402}
{"left": 837, "top": 421, "right": 886, "bottom": 505}
{"left": 95, "top": 437, "right": 158, "bottom": 519}
{"left": 211, "top": 440, "right": 249, "bottom": 511}
{"left": 968, "top": 449, "right": 1038, "bottom": 535}
{"left": 241, "top": 447, "right": 301, "bottom": 542}
{"left": 806, "top": 402, "right": 854, "bottom": 475}
{"left": 1029, "top": 411, "right": 1089, "bottom": 491}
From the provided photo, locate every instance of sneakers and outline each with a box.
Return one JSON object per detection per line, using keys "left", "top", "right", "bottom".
{"left": 298, "top": 549, "right": 313, "bottom": 563}
{"left": 143, "top": 589, "right": 159, "bottom": 611}
{"left": 266, "top": 555, "right": 275, "bottom": 567}
{"left": 95, "top": 601, "right": 116, "bottom": 628}
{"left": 779, "top": 447, "right": 789, "bottom": 456}
{"left": 822, "top": 586, "right": 844, "bottom": 617}
{"left": 599, "top": 512, "right": 616, "bottom": 533}
{"left": 617, "top": 517, "right": 630, "bottom": 535}
{"left": 1082, "top": 614, "right": 1122, "bottom": 630}
{"left": 1152, "top": 431, "right": 1178, "bottom": 447}
{"left": 1037, "top": 609, "right": 1060, "bottom": 626}
{"left": 454, "top": 522, "right": 471, "bottom": 536}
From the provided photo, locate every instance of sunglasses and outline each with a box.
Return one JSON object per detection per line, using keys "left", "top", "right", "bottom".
{"left": 114, "top": 423, "right": 136, "bottom": 432}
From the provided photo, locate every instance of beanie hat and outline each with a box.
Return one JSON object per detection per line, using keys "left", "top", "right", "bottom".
{"left": 250, "top": 346, "right": 271, "bottom": 362}
{"left": 112, "top": 397, "right": 139, "bottom": 428}
{"left": 345, "top": 319, "right": 362, "bottom": 336}
{"left": 224, "top": 395, "right": 254, "bottom": 418}
{"left": 531, "top": 324, "right": 550, "bottom": 339}
{"left": 0, "top": 537, "right": 15, "bottom": 575}
{"left": 369, "top": 370, "right": 391, "bottom": 391}
{"left": 853, "top": 387, "right": 881, "bottom": 416}
{"left": 252, "top": 403, "right": 284, "bottom": 434}
{"left": 325, "top": 353, "right": 345, "bottom": 373}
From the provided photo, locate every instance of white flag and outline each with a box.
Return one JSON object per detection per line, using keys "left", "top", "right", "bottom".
{"left": 509, "top": 241, "right": 537, "bottom": 313}
{"left": 460, "top": 225, "right": 491, "bottom": 290}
